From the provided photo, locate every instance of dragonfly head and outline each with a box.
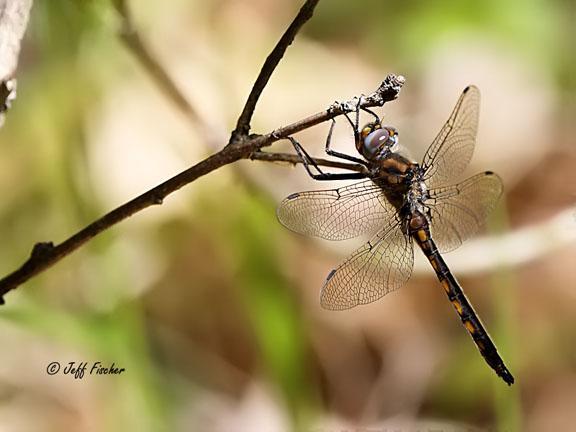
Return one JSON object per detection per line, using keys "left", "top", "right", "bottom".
{"left": 357, "top": 122, "right": 399, "bottom": 161}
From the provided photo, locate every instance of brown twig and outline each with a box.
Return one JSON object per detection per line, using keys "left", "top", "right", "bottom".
{"left": 112, "top": 0, "right": 207, "bottom": 132}
{"left": 231, "top": 0, "right": 320, "bottom": 140}
{"left": 0, "top": 0, "right": 404, "bottom": 303}
{"left": 249, "top": 151, "right": 368, "bottom": 173}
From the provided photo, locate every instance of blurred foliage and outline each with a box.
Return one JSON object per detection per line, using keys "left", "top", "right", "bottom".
{"left": 309, "top": 0, "right": 569, "bottom": 79}
{"left": 203, "top": 186, "right": 319, "bottom": 427}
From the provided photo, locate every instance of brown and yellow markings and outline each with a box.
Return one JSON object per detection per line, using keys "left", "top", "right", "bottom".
{"left": 463, "top": 320, "right": 476, "bottom": 334}
{"left": 417, "top": 229, "right": 428, "bottom": 242}
{"left": 428, "top": 255, "right": 439, "bottom": 271}
{"left": 452, "top": 299, "right": 463, "bottom": 315}
{"left": 441, "top": 279, "right": 451, "bottom": 294}
{"left": 382, "top": 157, "right": 410, "bottom": 174}
{"left": 360, "top": 123, "right": 380, "bottom": 138}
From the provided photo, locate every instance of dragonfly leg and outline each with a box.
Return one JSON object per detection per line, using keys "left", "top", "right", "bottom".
{"left": 288, "top": 136, "right": 368, "bottom": 181}
{"left": 324, "top": 117, "right": 369, "bottom": 166}
{"left": 361, "top": 106, "right": 380, "bottom": 123}
{"left": 343, "top": 96, "right": 381, "bottom": 129}
{"left": 341, "top": 96, "right": 362, "bottom": 139}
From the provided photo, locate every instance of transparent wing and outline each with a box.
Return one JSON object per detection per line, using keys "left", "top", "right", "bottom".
{"left": 426, "top": 171, "right": 503, "bottom": 253}
{"left": 277, "top": 179, "right": 395, "bottom": 241}
{"left": 320, "top": 214, "right": 414, "bottom": 310}
{"left": 421, "top": 86, "right": 480, "bottom": 188}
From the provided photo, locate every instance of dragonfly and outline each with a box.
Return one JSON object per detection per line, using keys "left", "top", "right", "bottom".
{"left": 277, "top": 85, "right": 514, "bottom": 385}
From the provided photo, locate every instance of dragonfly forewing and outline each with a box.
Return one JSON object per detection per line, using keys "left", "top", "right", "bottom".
{"left": 421, "top": 86, "right": 480, "bottom": 189}
{"left": 277, "top": 179, "right": 395, "bottom": 241}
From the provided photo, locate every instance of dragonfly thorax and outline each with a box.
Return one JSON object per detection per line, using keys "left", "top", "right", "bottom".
{"left": 408, "top": 168, "right": 428, "bottom": 204}
{"left": 408, "top": 177, "right": 429, "bottom": 216}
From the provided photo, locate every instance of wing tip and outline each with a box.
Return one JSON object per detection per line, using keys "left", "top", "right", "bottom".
{"left": 484, "top": 171, "right": 504, "bottom": 193}
{"left": 276, "top": 193, "right": 299, "bottom": 226}
{"left": 286, "top": 192, "right": 300, "bottom": 200}
{"left": 319, "top": 270, "right": 337, "bottom": 310}
{"left": 325, "top": 268, "right": 337, "bottom": 282}
{"left": 319, "top": 299, "right": 354, "bottom": 311}
{"left": 482, "top": 170, "right": 503, "bottom": 185}
{"left": 320, "top": 269, "right": 360, "bottom": 311}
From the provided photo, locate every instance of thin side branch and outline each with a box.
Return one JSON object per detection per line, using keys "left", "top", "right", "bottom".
{"left": 231, "top": 0, "right": 320, "bottom": 140}
{"left": 249, "top": 151, "right": 368, "bottom": 173}
{"left": 112, "top": 0, "right": 205, "bottom": 131}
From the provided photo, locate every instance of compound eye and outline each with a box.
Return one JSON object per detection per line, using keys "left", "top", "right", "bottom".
{"left": 363, "top": 127, "right": 397, "bottom": 157}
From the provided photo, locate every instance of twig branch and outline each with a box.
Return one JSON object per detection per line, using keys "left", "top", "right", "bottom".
{"left": 0, "top": 0, "right": 405, "bottom": 303}
{"left": 249, "top": 151, "right": 368, "bottom": 173}
{"left": 0, "top": 146, "right": 247, "bottom": 301}
{"left": 112, "top": 0, "right": 206, "bottom": 132}
{"left": 231, "top": 0, "right": 320, "bottom": 140}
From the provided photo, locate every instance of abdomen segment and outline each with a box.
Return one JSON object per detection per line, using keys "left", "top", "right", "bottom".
{"left": 413, "top": 226, "right": 514, "bottom": 385}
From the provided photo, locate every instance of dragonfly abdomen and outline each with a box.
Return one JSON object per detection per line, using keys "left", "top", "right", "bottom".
{"left": 410, "top": 218, "right": 515, "bottom": 385}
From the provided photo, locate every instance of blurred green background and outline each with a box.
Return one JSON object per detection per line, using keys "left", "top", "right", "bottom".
{"left": 0, "top": 0, "right": 574, "bottom": 430}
